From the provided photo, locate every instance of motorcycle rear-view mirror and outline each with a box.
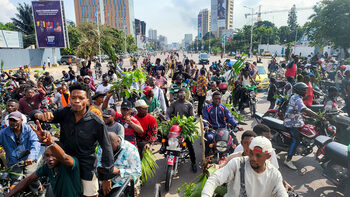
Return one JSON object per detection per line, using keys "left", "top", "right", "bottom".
{"left": 18, "top": 150, "right": 30, "bottom": 160}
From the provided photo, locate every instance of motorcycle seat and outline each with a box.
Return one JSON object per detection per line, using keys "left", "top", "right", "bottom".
{"left": 314, "top": 135, "right": 332, "bottom": 147}
{"left": 262, "top": 116, "right": 285, "bottom": 131}
{"left": 309, "top": 105, "right": 324, "bottom": 113}
{"left": 325, "top": 141, "right": 348, "bottom": 168}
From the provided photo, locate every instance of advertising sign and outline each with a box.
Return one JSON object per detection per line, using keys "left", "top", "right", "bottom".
{"left": 0, "top": 30, "right": 23, "bottom": 48}
{"left": 198, "top": 13, "right": 203, "bottom": 39}
{"left": 217, "top": 0, "right": 226, "bottom": 28}
{"left": 217, "top": 0, "right": 226, "bottom": 20}
{"left": 32, "top": 1, "right": 66, "bottom": 48}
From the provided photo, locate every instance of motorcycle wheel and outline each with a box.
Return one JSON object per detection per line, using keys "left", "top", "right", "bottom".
{"left": 250, "top": 100, "right": 256, "bottom": 117}
{"left": 165, "top": 165, "right": 173, "bottom": 191}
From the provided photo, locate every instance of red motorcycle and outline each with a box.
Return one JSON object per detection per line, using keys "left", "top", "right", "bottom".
{"left": 161, "top": 125, "right": 189, "bottom": 191}
{"left": 257, "top": 115, "right": 336, "bottom": 156}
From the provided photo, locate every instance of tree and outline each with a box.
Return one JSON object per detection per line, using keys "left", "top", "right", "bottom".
{"left": 306, "top": 0, "right": 350, "bottom": 57}
{"left": 288, "top": 4, "right": 298, "bottom": 31}
{"left": 0, "top": 22, "right": 16, "bottom": 31}
{"left": 11, "top": 3, "right": 35, "bottom": 48}
{"left": 76, "top": 23, "right": 99, "bottom": 60}
{"left": 61, "top": 22, "right": 82, "bottom": 55}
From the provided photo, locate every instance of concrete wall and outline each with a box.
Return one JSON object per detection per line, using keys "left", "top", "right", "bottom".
{"left": 0, "top": 48, "right": 61, "bottom": 70}
{"left": 258, "top": 45, "right": 285, "bottom": 56}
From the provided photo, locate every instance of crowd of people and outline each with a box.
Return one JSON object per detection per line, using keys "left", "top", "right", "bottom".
{"left": 0, "top": 50, "right": 348, "bottom": 197}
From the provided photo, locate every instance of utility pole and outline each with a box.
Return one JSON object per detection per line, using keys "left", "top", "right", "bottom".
{"left": 244, "top": 6, "right": 254, "bottom": 57}
{"left": 124, "top": 25, "right": 127, "bottom": 53}
{"left": 96, "top": 6, "right": 102, "bottom": 63}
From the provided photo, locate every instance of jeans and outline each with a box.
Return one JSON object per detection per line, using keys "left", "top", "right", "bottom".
{"left": 287, "top": 128, "right": 302, "bottom": 161}
{"left": 197, "top": 95, "right": 206, "bottom": 116}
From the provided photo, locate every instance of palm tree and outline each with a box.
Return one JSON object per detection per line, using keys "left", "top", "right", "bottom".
{"left": 11, "top": 3, "right": 35, "bottom": 48}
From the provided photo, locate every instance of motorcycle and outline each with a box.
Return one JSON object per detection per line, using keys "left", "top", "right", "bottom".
{"left": 263, "top": 95, "right": 289, "bottom": 120}
{"left": 257, "top": 115, "right": 336, "bottom": 156}
{"left": 0, "top": 150, "right": 30, "bottom": 196}
{"left": 314, "top": 135, "right": 350, "bottom": 194}
{"left": 205, "top": 126, "right": 239, "bottom": 164}
{"left": 161, "top": 125, "right": 189, "bottom": 191}
{"left": 237, "top": 85, "right": 257, "bottom": 116}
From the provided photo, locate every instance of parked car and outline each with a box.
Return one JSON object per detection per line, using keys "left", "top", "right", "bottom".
{"left": 255, "top": 64, "right": 269, "bottom": 90}
{"left": 59, "top": 55, "right": 77, "bottom": 65}
{"left": 199, "top": 53, "right": 210, "bottom": 65}
{"left": 261, "top": 51, "right": 272, "bottom": 56}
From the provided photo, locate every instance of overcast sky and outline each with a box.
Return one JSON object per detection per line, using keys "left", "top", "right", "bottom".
{"left": 3, "top": 0, "right": 321, "bottom": 43}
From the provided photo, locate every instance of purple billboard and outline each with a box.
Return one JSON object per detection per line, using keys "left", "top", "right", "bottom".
{"left": 32, "top": 1, "right": 66, "bottom": 48}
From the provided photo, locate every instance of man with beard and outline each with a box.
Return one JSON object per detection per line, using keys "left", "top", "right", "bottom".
{"left": 202, "top": 136, "right": 288, "bottom": 197}
{"left": 133, "top": 100, "right": 158, "bottom": 157}
{"left": 7, "top": 121, "right": 81, "bottom": 197}
{"left": 33, "top": 82, "right": 114, "bottom": 197}
{"left": 0, "top": 111, "right": 41, "bottom": 194}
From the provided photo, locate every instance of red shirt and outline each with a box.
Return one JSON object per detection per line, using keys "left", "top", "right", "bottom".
{"left": 19, "top": 88, "right": 46, "bottom": 115}
{"left": 115, "top": 112, "right": 142, "bottom": 146}
{"left": 134, "top": 114, "right": 158, "bottom": 144}
{"left": 303, "top": 82, "right": 313, "bottom": 107}
{"left": 285, "top": 63, "right": 297, "bottom": 78}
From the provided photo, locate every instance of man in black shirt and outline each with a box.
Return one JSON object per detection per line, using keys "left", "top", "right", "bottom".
{"left": 34, "top": 82, "right": 114, "bottom": 197}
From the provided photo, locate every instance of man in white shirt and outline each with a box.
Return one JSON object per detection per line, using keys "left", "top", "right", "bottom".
{"left": 96, "top": 76, "right": 114, "bottom": 106}
{"left": 202, "top": 136, "right": 288, "bottom": 197}
{"left": 205, "top": 83, "right": 218, "bottom": 104}
{"left": 234, "top": 124, "right": 279, "bottom": 169}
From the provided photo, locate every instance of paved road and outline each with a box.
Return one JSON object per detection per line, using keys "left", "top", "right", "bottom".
{"left": 138, "top": 53, "right": 343, "bottom": 197}
{"left": 42, "top": 53, "right": 343, "bottom": 197}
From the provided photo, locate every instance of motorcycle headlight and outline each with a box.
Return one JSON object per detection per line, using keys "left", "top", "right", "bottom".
{"left": 168, "top": 137, "right": 179, "bottom": 149}
{"left": 216, "top": 141, "right": 227, "bottom": 152}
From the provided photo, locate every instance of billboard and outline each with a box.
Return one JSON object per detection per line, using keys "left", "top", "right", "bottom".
{"left": 0, "top": 30, "right": 23, "bottom": 48}
{"left": 217, "top": 0, "right": 226, "bottom": 20}
{"left": 198, "top": 13, "right": 202, "bottom": 39}
{"left": 32, "top": 1, "right": 66, "bottom": 48}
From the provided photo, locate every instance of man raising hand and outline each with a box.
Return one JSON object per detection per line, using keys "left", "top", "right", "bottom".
{"left": 7, "top": 120, "right": 81, "bottom": 197}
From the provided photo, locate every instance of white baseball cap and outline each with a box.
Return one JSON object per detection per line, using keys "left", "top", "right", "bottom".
{"left": 135, "top": 100, "right": 148, "bottom": 108}
{"left": 249, "top": 136, "right": 273, "bottom": 154}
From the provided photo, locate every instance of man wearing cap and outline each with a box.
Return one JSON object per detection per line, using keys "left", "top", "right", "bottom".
{"left": 169, "top": 75, "right": 190, "bottom": 102}
{"left": 115, "top": 100, "right": 144, "bottom": 146}
{"left": 84, "top": 76, "right": 96, "bottom": 92}
{"left": 90, "top": 91, "right": 106, "bottom": 118}
{"left": 133, "top": 100, "right": 158, "bottom": 157}
{"left": 202, "top": 136, "right": 288, "bottom": 197}
{"left": 0, "top": 111, "right": 41, "bottom": 193}
{"left": 102, "top": 108, "right": 124, "bottom": 139}
{"left": 141, "top": 86, "right": 160, "bottom": 113}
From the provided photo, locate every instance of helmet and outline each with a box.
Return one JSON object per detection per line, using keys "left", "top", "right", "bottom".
{"left": 341, "top": 65, "right": 347, "bottom": 70}
{"left": 293, "top": 82, "right": 308, "bottom": 97}
{"left": 219, "top": 83, "right": 228, "bottom": 90}
{"left": 169, "top": 125, "right": 181, "bottom": 137}
{"left": 317, "top": 59, "right": 323, "bottom": 64}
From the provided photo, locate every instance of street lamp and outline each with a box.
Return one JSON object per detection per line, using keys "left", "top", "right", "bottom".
{"left": 244, "top": 6, "right": 254, "bottom": 57}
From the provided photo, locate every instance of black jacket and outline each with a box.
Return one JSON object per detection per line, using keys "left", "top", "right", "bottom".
{"left": 51, "top": 107, "right": 114, "bottom": 180}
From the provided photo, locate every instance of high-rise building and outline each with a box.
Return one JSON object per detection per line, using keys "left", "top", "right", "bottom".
{"left": 211, "top": 0, "right": 234, "bottom": 36}
{"left": 198, "top": 9, "right": 211, "bottom": 39}
{"left": 184, "top": 34, "right": 193, "bottom": 47}
{"left": 140, "top": 21, "right": 146, "bottom": 36}
{"left": 74, "top": 0, "right": 135, "bottom": 37}
{"left": 148, "top": 29, "right": 157, "bottom": 41}
{"left": 135, "top": 19, "right": 141, "bottom": 35}
{"left": 158, "top": 35, "right": 168, "bottom": 49}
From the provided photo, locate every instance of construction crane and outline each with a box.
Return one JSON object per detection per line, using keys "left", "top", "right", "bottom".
{"left": 245, "top": 5, "right": 314, "bottom": 22}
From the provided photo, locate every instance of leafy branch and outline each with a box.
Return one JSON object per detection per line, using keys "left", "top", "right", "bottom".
{"left": 159, "top": 115, "right": 199, "bottom": 143}
{"left": 110, "top": 69, "right": 146, "bottom": 99}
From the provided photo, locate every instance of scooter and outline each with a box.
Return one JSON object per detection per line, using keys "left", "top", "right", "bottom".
{"left": 314, "top": 135, "right": 350, "bottom": 194}
{"left": 161, "top": 125, "right": 189, "bottom": 191}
